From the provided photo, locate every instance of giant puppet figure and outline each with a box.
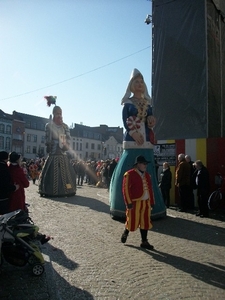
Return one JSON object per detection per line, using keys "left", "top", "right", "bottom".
{"left": 109, "top": 69, "right": 166, "bottom": 219}
{"left": 39, "top": 97, "right": 76, "bottom": 197}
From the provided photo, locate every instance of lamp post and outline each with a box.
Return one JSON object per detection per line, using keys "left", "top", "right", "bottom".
{"left": 144, "top": 14, "right": 152, "bottom": 25}
{"left": 145, "top": 10, "right": 153, "bottom": 100}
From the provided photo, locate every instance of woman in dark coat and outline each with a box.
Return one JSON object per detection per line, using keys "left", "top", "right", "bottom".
{"left": 159, "top": 162, "right": 172, "bottom": 208}
{"left": 0, "top": 151, "right": 19, "bottom": 214}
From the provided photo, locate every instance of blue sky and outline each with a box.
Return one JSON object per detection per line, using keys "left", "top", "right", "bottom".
{"left": 0, "top": 0, "right": 152, "bottom": 129}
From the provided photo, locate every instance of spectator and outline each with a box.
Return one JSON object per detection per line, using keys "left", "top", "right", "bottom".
{"left": 185, "top": 155, "right": 195, "bottom": 209}
{"left": 175, "top": 153, "right": 191, "bottom": 212}
{"left": 29, "top": 160, "right": 39, "bottom": 184}
{"left": 77, "top": 161, "right": 85, "bottom": 186}
{"left": 192, "top": 160, "right": 210, "bottom": 218}
{"left": 8, "top": 152, "right": 29, "bottom": 212}
{"left": 159, "top": 162, "right": 172, "bottom": 208}
{"left": 108, "top": 159, "right": 117, "bottom": 190}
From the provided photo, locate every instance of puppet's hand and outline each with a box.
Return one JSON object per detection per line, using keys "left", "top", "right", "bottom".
{"left": 147, "top": 115, "right": 156, "bottom": 128}
{"left": 131, "top": 131, "right": 144, "bottom": 145}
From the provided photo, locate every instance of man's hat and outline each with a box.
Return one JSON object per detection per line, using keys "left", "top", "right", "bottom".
{"left": 133, "top": 155, "right": 150, "bottom": 166}
{"left": 0, "top": 151, "right": 8, "bottom": 161}
{"left": 9, "top": 151, "right": 21, "bottom": 163}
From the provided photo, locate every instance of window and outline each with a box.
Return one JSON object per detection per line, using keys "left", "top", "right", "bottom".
{"left": 41, "top": 136, "right": 45, "bottom": 143}
{"left": 88, "top": 132, "right": 93, "bottom": 139}
{"left": 91, "top": 143, "right": 95, "bottom": 150}
{"left": 26, "top": 121, "right": 31, "bottom": 128}
{"left": 0, "top": 124, "right": 4, "bottom": 134}
{"left": 33, "top": 146, "right": 37, "bottom": 154}
{"left": 97, "top": 144, "right": 101, "bottom": 150}
{"left": 32, "top": 122, "right": 37, "bottom": 129}
{"left": 40, "top": 147, "right": 44, "bottom": 155}
{"left": 86, "top": 142, "right": 88, "bottom": 149}
{"left": 80, "top": 143, "right": 82, "bottom": 151}
{"left": 94, "top": 133, "right": 100, "bottom": 139}
{"left": 27, "top": 134, "right": 37, "bottom": 142}
{"left": 6, "top": 125, "right": 11, "bottom": 134}
{"left": 73, "top": 142, "right": 75, "bottom": 150}
{"left": 5, "top": 137, "right": 10, "bottom": 150}
{"left": 26, "top": 146, "right": 31, "bottom": 153}
{"left": 76, "top": 142, "right": 79, "bottom": 151}
{"left": 0, "top": 136, "right": 4, "bottom": 148}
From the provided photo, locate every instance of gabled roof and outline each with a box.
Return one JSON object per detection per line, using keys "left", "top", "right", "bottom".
{"left": 13, "top": 111, "right": 49, "bottom": 124}
{"left": 0, "top": 109, "right": 13, "bottom": 121}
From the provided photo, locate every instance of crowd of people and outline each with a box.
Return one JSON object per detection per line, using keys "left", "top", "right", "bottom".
{"left": 72, "top": 158, "right": 118, "bottom": 190}
{"left": 0, "top": 147, "right": 213, "bottom": 221}
{"left": 157, "top": 153, "right": 211, "bottom": 218}
{"left": 0, "top": 149, "right": 119, "bottom": 216}
{"left": 175, "top": 153, "right": 210, "bottom": 218}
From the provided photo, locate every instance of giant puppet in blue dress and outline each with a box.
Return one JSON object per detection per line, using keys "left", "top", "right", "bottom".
{"left": 109, "top": 69, "right": 166, "bottom": 219}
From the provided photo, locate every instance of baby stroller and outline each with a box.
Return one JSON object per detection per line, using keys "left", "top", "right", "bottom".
{"left": 0, "top": 209, "right": 45, "bottom": 276}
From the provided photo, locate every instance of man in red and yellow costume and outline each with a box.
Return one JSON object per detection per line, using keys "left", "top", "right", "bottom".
{"left": 121, "top": 155, "right": 155, "bottom": 250}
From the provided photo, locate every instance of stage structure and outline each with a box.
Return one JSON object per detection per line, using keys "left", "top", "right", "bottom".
{"left": 152, "top": 0, "right": 225, "bottom": 206}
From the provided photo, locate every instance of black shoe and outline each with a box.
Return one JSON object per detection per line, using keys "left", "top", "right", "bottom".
{"left": 196, "top": 212, "right": 201, "bottom": 216}
{"left": 140, "top": 240, "right": 154, "bottom": 250}
{"left": 121, "top": 231, "right": 128, "bottom": 243}
{"left": 200, "top": 214, "right": 209, "bottom": 218}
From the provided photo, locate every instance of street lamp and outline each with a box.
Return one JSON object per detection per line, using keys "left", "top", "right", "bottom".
{"left": 145, "top": 14, "right": 152, "bottom": 25}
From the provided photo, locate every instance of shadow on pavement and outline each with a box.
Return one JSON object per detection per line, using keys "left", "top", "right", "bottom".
{"left": 126, "top": 245, "right": 225, "bottom": 291}
{"left": 41, "top": 194, "right": 110, "bottom": 214}
{"left": 42, "top": 244, "right": 94, "bottom": 300}
{"left": 43, "top": 244, "right": 78, "bottom": 270}
{"left": 152, "top": 215, "right": 225, "bottom": 247}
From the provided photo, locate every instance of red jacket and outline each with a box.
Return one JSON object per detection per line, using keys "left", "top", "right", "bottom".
{"left": 8, "top": 164, "right": 29, "bottom": 211}
{"left": 122, "top": 168, "right": 155, "bottom": 206}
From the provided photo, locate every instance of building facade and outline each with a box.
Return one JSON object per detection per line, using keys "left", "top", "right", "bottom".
{"left": 0, "top": 110, "right": 123, "bottom": 161}
{"left": 0, "top": 110, "right": 13, "bottom": 153}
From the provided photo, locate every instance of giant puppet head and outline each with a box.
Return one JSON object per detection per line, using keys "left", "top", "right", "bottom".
{"left": 52, "top": 106, "right": 63, "bottom": 125}
{"left": 121, "top": 68, "right": 152, "bottom": 105}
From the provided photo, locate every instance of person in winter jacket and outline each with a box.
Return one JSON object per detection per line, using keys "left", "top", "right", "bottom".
{"left": 159, "top": 162, "right": 172, "bottom": 208}
{"left": 8, "top": 152, "right": 29, "bottom": 212}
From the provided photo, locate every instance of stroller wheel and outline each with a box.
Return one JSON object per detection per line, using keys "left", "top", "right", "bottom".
{"left": 32, "top": 264, "right": 44, "bottom": 276}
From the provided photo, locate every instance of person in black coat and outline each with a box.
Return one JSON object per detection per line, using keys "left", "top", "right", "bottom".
{"left": 185, "top": 155, "right": 195, "bottom": 209}
{"left": 159, "top": 162, "right": 172, "bottom": 208}
{"left": 0, "top": 151, "right": 19, "bottom": 215}
{"left": 192, "top": 160, "right": 210, "bottom": 217}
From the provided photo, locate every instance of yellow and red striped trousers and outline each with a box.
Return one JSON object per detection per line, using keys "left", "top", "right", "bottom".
{"left": 125, "top": 200, "right": 152, "bottom": 231}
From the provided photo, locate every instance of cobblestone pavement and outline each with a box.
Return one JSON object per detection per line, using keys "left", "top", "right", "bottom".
{"left": 1, "top": 183, "right": 225, "bottom": 300}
